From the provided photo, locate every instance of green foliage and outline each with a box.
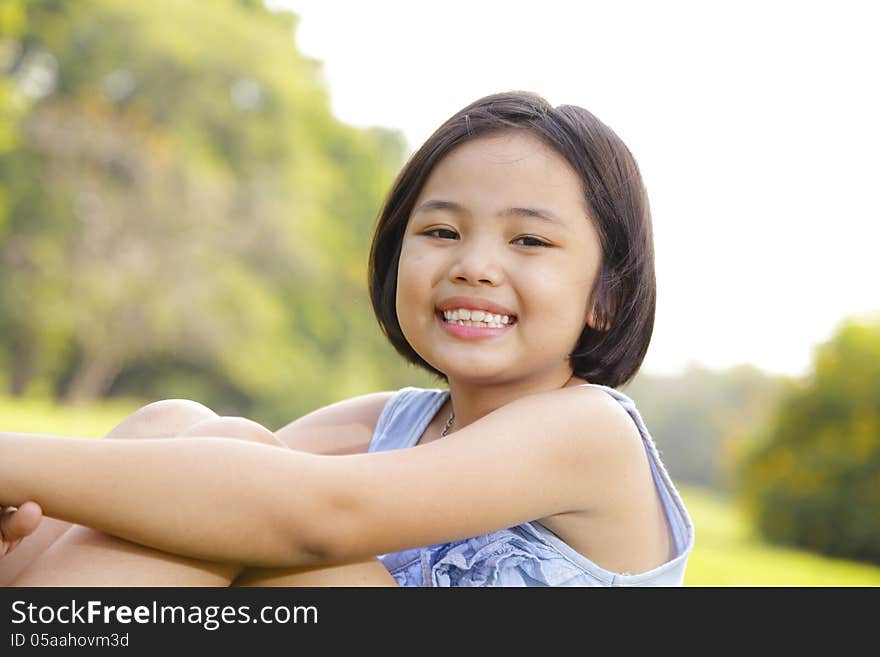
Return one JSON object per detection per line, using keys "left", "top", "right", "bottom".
{"left": 0, "top": 0, "right": 433, "bottom": 424}
{"left": 624, "top": 364, "right": 787, "bottom": 491}
{"left": 733, "top": 314, "right": 880, "bottom": 564}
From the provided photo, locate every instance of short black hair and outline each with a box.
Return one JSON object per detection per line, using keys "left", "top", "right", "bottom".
{"left": 368, "top": 90, "right": 655, "bottom": 388}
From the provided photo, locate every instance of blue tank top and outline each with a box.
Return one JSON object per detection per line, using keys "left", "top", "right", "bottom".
{"left": 368, "top": 383, "right": 695, "bottom": 586}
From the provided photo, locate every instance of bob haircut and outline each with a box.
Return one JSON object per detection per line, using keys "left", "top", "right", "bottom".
{"left": 368, "top": 90, "right": 655, "bottom": 389}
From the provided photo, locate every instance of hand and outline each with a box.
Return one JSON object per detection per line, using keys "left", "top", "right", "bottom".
{"left": 0, "top": 501, "right": 43, "bottom": 557}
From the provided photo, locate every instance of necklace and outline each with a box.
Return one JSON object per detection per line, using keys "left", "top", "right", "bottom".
{"left": 440, "top": 409, "right": 455, "bottom": 437}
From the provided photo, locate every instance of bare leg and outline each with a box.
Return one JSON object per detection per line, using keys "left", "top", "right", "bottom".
{"left": 9, "top": 406, "right": 285, "bottom": 586}
{"left": 0, "top": 516, "right": 76, "bottom": 586}
{"left": 7, "top": 404, "right": 397, "bottom": 587}
{"left": 0, "top": 400, "right": 220, "bottom": 586}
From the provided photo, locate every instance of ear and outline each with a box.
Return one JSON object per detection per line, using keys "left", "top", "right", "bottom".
{"left": 584, "top": 306, "right": 598, "bottom": 331}
{"left": 584, "top": 297, "right": 615, "bottom": 333}
{"left": 584, "top": 304, "right": 609, "bottom": 332}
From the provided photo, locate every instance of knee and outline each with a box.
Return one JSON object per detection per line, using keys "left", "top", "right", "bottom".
{"left": 107, "top": 399, "right": 218, "bottom": 440}
{"left": 179, "top": 416, "right": 286, "bottom": 448}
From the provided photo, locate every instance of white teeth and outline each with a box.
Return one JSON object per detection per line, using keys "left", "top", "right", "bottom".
{"left": 442, "top": 308, "right": 514, "bottom": 326}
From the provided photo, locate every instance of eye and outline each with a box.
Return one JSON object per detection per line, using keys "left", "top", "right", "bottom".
{"left": 512, "top": 235, "right": 550, "bottom": 248}
{"left": 424, "top": 228, "right": 459, "bottom": 240}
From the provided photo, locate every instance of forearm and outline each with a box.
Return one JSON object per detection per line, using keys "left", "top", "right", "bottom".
{"left": 0, "top": 433, "right": 328, "bottom": 568}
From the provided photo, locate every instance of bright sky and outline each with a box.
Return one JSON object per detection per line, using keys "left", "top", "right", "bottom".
{"left": 276, "top": 0, "right": 879, "bottom": 379}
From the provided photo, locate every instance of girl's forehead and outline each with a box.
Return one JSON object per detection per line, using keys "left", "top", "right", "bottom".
{"left": 434, "top": 131, "right": 566, "bottom": 174}
{"left": 415, "top": 131, "right": 588, "bottom": 217}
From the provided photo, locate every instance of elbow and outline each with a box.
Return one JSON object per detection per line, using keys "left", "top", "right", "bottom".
{"left": 258, "top": 453, "right": 370, "bottom": 567}
{"left": 257, "top": 506, "right": 332, "bottom": 568}
{"left": 263, "top": 493, "right": 358, "bottom": 568}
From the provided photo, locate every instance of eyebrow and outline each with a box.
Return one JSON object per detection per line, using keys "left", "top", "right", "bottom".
{"left": 412, "top": 199, "right": 567, "bottom": 228}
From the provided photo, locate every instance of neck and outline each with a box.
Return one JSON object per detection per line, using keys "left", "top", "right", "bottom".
{"left": 444, "top": 368, "right": 584, "bottom": 434}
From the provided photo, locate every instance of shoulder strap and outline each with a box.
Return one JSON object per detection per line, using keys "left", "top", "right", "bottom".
{"left": 368, "top": 387, "right": 450, "bottom": 453}
{"left": 578, "top": 382, "right": 695, "bottom": 557}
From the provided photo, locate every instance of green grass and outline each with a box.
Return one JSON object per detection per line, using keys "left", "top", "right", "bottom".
{"left": 3, "top": 395, "right": 880, "bottom": 585}
{"left": 679, "top": 484, "right": 880, "bottom": 586}
{"left": 0, "top": 394, "right": 144, "bottom": 438}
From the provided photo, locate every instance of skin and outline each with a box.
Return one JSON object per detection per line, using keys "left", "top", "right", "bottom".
{"left": 0, "top": 129, "right": 672, "bottom": 584}
{"left": 0, "top": 501, "right": 42, "bottom": 557}
{"left": 397, "top": 129, "right": 604, "bottom": 433}
{"left": 1, "top": 400, "right": 397, "bottom": 586}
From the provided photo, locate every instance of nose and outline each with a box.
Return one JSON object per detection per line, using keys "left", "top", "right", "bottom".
{"left": 448, "top": 236, "right": 505, "bottom": 286}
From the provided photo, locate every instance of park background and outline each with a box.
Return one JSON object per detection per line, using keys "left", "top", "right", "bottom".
{"left": 1, "top": 0, "right": 878, "bottom": 585}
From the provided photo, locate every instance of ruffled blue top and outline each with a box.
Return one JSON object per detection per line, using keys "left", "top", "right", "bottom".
{"left": 368, "top": 384, "right": 695, "bottom": 586}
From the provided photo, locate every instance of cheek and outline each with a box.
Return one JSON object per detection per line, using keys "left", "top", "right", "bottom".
{"left": 397, "top": 238, "right": 426, "bottom": 278}
{"left": 395, "top": 244, "right": 432, "bottom": 331}
{"left": 520, "top": 266, "right": 593, "bottom": 338}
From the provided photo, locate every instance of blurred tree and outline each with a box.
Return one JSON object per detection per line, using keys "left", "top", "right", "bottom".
{"left": 732, "top": 314, "right": 880, "bottom": 563}
{"left": 624, "top": 363, "right": 786, "bottom": 491}
{"left": 0, "top": 0, "right": 434, "bottom": 425}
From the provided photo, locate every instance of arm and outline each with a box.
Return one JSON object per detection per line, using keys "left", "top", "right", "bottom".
{"left": 274, "top": 391, "right": 394, "bottom": 454}
{"left": 0, "top": 388, "right": 392, "bottom": 568}
{"left": 1, "top": 386, "right": 644, "bottom": 568}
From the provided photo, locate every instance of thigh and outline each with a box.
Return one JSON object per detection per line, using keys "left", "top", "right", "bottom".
{"left": 0, "top": 516, "right": 73, "bottom": 586}
{"left": 12, "top": 524, "right": 238, "bottom": 587}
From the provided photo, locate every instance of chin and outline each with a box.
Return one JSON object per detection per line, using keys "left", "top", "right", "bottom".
{"left": 443, "top": 367, "right": 514, "bottom": 385}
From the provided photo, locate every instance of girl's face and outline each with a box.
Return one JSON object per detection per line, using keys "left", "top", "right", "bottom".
{"left": 396, "top": 130, "right": 603, "bottom": 388}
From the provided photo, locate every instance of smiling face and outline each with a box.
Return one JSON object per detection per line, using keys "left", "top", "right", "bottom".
{"left": 395, "top": 129, "right": 604, "bottom": 387}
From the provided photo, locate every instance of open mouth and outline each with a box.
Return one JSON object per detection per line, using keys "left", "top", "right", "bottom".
{"left": 436, "top": 308, "right": 517, "bottom": 328}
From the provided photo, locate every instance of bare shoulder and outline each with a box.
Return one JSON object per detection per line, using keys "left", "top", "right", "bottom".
{"left": 274, "top": 390, "right": 396, "bottom": 455}
{"left": 514, "top": 385, "right": 644, "bottom": 470}
{"left": 568, "top": 386, "right": 643, "bottom": 462}
{"left": 499, "top": 384, "right": 649, "bottom": 516}
{"left": 531, "top": 386, "right": 674, "bottom": 573}
{"left": 447, "top": 383, "right": 646, "bottom": 513}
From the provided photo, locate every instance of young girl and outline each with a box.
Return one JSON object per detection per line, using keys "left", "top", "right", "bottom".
{"left": 0, "top": 90, "right": 694, "bottom": 587}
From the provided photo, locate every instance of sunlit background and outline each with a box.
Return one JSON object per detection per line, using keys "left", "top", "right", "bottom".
{"left": 282, "top": 0, "right": 880, "bottom": 380}
{"left": 1, "top": 0, "right": 878, "bottom": 585}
